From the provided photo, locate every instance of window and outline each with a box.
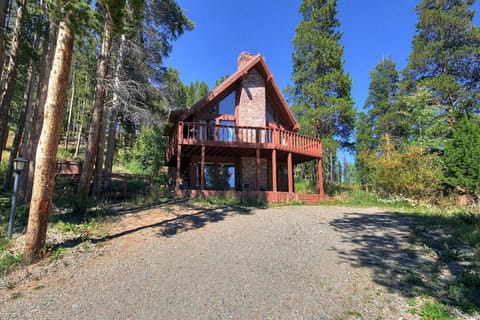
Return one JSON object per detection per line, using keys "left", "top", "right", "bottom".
{"left": 219, "top": 91, "right": 236, "bottom": 115}
{"left": 266, "top": 103, "right": 276, "bottom": 123}
{"left": 196, "top": 163, "right": 236, "bottom": 190}
{"left": 200, "top": 119, "right": 215, "bottom": 141}
{"left": 219, "top": 120, "right": 235, "bottom": 142}
{"left": 218, "top": 164, "right": 235, "bottom": 190}
{"left": 204, "top": 164, "right": 216, "bottom": 189}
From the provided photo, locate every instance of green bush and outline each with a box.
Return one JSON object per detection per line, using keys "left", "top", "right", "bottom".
{"left": 358, "top": 139, "right": 442, "bottom": 202}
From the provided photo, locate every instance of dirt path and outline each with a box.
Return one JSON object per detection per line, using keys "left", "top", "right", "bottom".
{"left": 0, "top": 204, "right": 469, "bottom": 319}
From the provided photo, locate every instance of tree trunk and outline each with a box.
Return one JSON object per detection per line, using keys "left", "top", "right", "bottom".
{"left": 74, "top": 97, "right": 88, "bottom": 158}
{"left": 0, "top": 0, "right": 26, "bottom": 162}
{"left": 64, "top": 66, "right": 77, "bottom": 151}
{"left": 91, "top": 103, "right": 108, "bottom": 198}
{"left": 0, "top": 0, "right": 11, "bottom": 82}
{"left": 78, "top": 18, "right": 112, "bottom": 212}
{"left": 3, "top": 35, "right": 38, "bottom": 190}
{"left": 24, "top": 19, "right": 75, "bottom": 264}
{"left": 104, "top": 107, "right": 118, "bottom": 182}
{"left": 104, "top": 34, "right": 126, "bottom": 186}
{"left": 18, "top": 22, "right": 57, "bottom": 204}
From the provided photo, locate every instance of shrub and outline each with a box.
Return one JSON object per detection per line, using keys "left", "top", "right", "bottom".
{"left": 358, "top": 138, "right": 442, "bottom": 202}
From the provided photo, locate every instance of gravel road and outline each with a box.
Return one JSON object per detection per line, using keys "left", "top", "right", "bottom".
{"left": 0, "top": 205, "right": 430, "bottom": 319}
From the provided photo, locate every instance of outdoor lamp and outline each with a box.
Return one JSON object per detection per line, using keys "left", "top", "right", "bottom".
{"left": 13, "top": 156, "right": 27, "bottom": 173}
{"left": 8, "top": 156, "right": 28, "bottom": 238}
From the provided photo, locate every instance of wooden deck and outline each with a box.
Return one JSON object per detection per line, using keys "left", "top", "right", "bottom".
{"left": 166, "top": 122, "right": 322, "bottom": 165}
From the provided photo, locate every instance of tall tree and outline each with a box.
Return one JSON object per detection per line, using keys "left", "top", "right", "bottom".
{"left": 0, "top": 0, "right": 11, "bottom": 82}
{"left": 403, "top": 0, "right": 480, "bottom": 136}
{"left": 443, "top": 114, "right": 480, "bottom": 198}
{"left": 290, "top": 0, "right": 355, "bottom": 181}
{"left": 78, "top": 0, "right": 123, "bottom": 207}
{"left": 363, "top": 58, "right": 408, "bottom": 144}
{"left": 19, "top": 21, "right": 58, "bottom": 203}
{"left": 24, "top": 17, "right": 75, "bottom": 265}
{"left": 0, "top": 0, "right": 27, "bottom": 162}
{"left": 23, "top": 0, "right": 93, "bottom": 264}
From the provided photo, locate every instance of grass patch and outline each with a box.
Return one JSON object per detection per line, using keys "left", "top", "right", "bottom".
{"left": 421, "top": 301, "right": 452, "bottom": 320}
{"left": 0, "top": 237, "right": 22, "bottom": 276}
{"left": 50, "top": 218, "right": 103, "bottom": 241}
{"left": 10, "top": 292, "right": 22, "bottom": 299}
{"left": 50, "top": 247, "right": 68, "bottom": 260}
{"left": 320, "top": 189, "right": 416, "bottom": 209}
{"left": 191, "top": 194, "right": 266, "bottom": 208}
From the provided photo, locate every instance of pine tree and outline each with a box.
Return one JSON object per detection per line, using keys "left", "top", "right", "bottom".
{"left": 291, "top": 0, "right": 355, "bottom": 179}
{"left": 443, "top": 114, "right": 480, "bottom": 197}
{"left": 364, "top": 58, "right": 409, "bottom": 144}
{"left": 403, "top": 0, "right": 480, "bottom": 131}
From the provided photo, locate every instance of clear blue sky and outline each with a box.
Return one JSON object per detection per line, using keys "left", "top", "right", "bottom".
{"left": 165, "top": 0, "right": 480, "bottom": 112}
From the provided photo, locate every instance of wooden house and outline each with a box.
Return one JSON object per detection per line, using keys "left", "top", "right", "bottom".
{"left": 165, "top": 53, "right": 326, "bottom": 203}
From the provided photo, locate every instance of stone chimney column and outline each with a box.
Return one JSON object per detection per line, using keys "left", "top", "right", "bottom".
{"left": 237, "top": 52, "right": 258, "bottom": 70}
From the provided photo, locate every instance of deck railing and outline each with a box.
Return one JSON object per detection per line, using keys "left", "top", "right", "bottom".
{"left": 166, "top": 121, "right": 322, "bottom": 162}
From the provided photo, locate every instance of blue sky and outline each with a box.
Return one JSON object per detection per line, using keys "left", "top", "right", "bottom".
{"left": 165, "top": 0, "right": 480, "bottom": 112}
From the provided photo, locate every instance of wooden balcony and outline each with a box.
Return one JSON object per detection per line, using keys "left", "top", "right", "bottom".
{"left": 166, "top": 122, "right": 322, "bottom": 165}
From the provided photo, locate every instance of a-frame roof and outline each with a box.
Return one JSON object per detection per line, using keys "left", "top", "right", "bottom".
{"left": 169, "top": 53, "right": 299, "bottom": 132}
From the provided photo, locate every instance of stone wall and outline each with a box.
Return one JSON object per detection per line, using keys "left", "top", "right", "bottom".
{"left": 240, "top": 157, "right": 268, "bottom": 191}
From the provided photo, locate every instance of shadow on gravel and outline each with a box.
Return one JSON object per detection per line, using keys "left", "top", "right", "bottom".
{"left": 330, "top": 211, "right": 480, "bottom": 313}
{"left": 54, "top": 204, "right": 253, "bottom": 249}
{"left": 154, "top": 205, "right": 253, "bottom": 237}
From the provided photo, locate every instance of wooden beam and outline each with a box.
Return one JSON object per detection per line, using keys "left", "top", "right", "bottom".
{"left": 272, "top": 149, "right": 277, "bottom": 192}
{"left": 256, "top": 149, "right": 260, "bottom": 191}
{"left": 317, "top": 158, "right": 324, "bottom": 196}
{"left": 201, "top": 145, "right": 205, "bottom": 190}
{"left": 175, "top": 144, "right": 181, "bottom": 192}
{"left": 287, "top": 152, "right": 293, "bottom": 193}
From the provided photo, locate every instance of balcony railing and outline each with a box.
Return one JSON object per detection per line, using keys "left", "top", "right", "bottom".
{"left": 166, "top": 121, "right": 322, "bottom": 162}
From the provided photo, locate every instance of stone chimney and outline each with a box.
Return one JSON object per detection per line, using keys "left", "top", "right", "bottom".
{"left": 237, "top": 52, "right": 266, "bottom": 128}
{"left": 237, "top": 52, "right": 258, "bottom": 69}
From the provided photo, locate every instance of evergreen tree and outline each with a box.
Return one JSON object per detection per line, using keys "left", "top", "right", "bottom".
{"left": 364, "top": 58, "right": 409, "bottom": 144}
{"left": 443, "top": 114, "right": 480, "bottom": 197}
{"left": 291, "top": 0, "right": 355, "bottom": 180}
{"left": 185, "top": 80, "right": 209, "bottom": 107}
{"left": 403, "top": 0, "right": 480, "bottom": 132}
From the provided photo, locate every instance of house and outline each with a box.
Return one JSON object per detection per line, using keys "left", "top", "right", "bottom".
{"left": 165, "top": 52, "right": 326, "bottom": 203}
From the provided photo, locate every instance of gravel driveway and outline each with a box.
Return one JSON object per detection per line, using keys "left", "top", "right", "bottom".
{"left": 0, "top": 205, "right": 429, "bottom": 319}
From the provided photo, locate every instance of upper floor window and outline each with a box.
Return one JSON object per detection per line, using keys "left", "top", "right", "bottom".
{"left": 266, "top": 103, "right": 276, "bottom": 123}
{"left": 219, "top": 91, "right": 236, "bottom": 115}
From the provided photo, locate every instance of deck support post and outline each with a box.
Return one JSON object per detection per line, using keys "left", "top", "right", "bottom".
{"left": 256, "top": 149, "right": 260, "bottom": 191}
{"left": 175, "top": 144, "right": 182, "bottom": 194}
{"left": 317, "top": 157, "right": 324, "bottom": 196}
{"left": 201, "top": 145, "right": 205, "bottom": 190}
{"left": 287, "top": 152, "right": 293, "bottom": 193}
{"left": 272, "top": 149, "right": 277, "bottom": 192}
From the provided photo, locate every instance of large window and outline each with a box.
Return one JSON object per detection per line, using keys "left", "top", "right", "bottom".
{"left": 218, "top": 164, "right": 235, "bottom": 190}
{"left": 219, "top": 91, "right": 236, "bottom": 115}
{"left": 199, "top": 119, "right": 215, "bottom": 141}
{"left": 219, "top": 120, "right": 236, "bottom": 142}
{"left": 195, "top": 163, "right": 236, "bottom": 190}
{"left": 266, "top": 103, "right": 276, "bottom": 123}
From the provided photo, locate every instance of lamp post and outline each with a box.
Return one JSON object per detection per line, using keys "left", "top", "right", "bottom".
{"left": 8, "top": 156, "right": 28, "bottom": 239}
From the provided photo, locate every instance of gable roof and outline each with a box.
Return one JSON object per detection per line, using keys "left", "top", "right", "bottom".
{"left": 168, "top": 53, "right": 299, "bottom": 133}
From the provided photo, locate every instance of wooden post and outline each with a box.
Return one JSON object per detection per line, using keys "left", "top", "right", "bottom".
{"left": 175, "top": 124, "right": 182, "bottom": 193}
{"left": 272, "top": 149, "right": 277, "bottom": 192}
{"left": 287, "top": 152, "right": 293, "bottom": 193}
{"left": 201, "top": 145, "right": 205, "bottom": 190}
{"left": 175, "top": 144, "right": 181, "bottom": 193}
{"left": 317, "top": 158, "right": 324, "bottom": 196}
{"left": 256, "top": 149, "right": 260, "bottom": 191}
